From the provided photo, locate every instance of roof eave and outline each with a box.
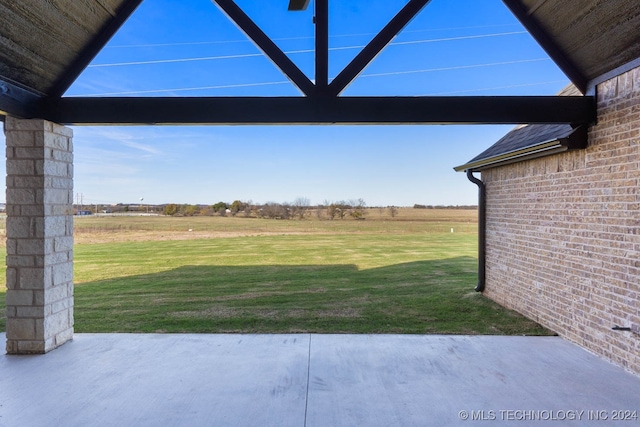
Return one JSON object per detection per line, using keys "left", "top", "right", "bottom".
{"left": 501, "top": 0, "right": 588, "bottom": 93}
{"left": 454, "top": 124, "right": 588, "bottom": 172}
{"left": 47, "top": 0, "right": 145, "bottom": 98}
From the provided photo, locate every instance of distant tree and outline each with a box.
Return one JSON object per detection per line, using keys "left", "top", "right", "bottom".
{"left": 183, "top": 204, "right": 199, "bottom": 216}
{"left": 324, "top": 201, "right": 352, "bottom": 220}
{"left": 164, "top": 204, "right": 178, "bottom": 216}
{"left": 389, "top": 206, "right": 398, "bottom": 218}
{"left": 261, "top": 202, "right": 289, "bottom": 219}
{"left": 243, "top": 200, "right": 253, "bottom": 218}
{"left": 212, "top": 201, "right": 228, "bottom": 213}
{"left": 335, "top": 201, "right": 350, "bottom": 220}
{"left": 324, "top": 200, "right": 337, "bottom": 220}
{"left": 325, "top": 203, "right": 338, "bottom": 220}
{"left": 292, "top": 197, "right": 310, "bottom": 220}
{"left": 230, "top": 200, "right": 246, "bottom": 216}
{"left": 349, "top": 198, "right": 366, "bottom": 220}
{"left": 199, "top": 206, "right": 214, "bottom": 216}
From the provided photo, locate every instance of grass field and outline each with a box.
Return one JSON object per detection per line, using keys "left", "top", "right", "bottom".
{"left": 0, "top": 209, "right": 552, "bottom": 335}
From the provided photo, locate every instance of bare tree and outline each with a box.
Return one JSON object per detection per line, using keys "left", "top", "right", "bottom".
{"left": 243, "top": 200, "right": 253, "bottom": 218}
{"left": 349, "top": 198, "right": 366, "bottom": 220}
{"left": 389, "top": 206, "right": 398, "bottom": 218}
{"left": 292, "top": 197, "right": 310, "bottom": 220}
{"left": 261, "top": 202, "right": 290, "bottom": 219}
{"left": 336, "top": 201, "right": 350, "bottom": 219}
{"left": 325, "top": 200, "right": 338, "bottom": 220}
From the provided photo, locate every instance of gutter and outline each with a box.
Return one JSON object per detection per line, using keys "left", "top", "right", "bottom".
{"left": 453, "top": 125, "right": 588, "bottom": 292}
{"left": 466, "top": 170, "right": 485, "bottom": 292}
{"left": 455, "top": 124, "right": 589, "bottom": 292}
{"left": 453, "top": 124, "right": 587, "bottom": 172}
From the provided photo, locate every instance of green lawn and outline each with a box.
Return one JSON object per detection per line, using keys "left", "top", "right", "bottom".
{"left": 0, "top": 214, "right": 552, "bottom": 335}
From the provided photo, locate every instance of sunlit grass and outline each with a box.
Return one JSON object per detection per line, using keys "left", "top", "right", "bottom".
{"left": 0, "top": 211, "right": 552, "bottom": 335}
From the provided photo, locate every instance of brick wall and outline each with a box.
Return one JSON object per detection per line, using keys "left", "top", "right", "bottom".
{"left": 481, "top": 67, "right": 640, "bottom": 375}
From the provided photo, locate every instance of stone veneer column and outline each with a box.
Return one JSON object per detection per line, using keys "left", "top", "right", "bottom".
{"left": 5, "top": 117, "right": 74, "bottom": 354}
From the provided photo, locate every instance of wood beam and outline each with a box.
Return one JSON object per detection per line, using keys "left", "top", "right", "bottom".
{"left": 315, "top": 0, "right": 329, "bottom": 95}
{"left": 41, "top": 96, "right": 595, "bottom": 126}
{"left": 0, "top": 79, "right": 44, "bottom": 118}
{"left": 327, "top": 0, "right": 432, "bottom": 96}
{"left": 288, "top": 0, "right": 311, "bottom": 11}
{"left": 212, "top": 0, "right": 315, "bottom": 96}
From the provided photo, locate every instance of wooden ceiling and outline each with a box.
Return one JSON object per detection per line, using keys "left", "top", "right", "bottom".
{"left": 0, "top": 1, "right": 141, "bottom": 96}
{"left": 1, "top": 0, "right": 638, "bottom": 125}
{"left": 503, "top": 0, "right": 640, "bottom": 90}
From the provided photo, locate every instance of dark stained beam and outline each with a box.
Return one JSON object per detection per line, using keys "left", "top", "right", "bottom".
{"left": 501, "top": 0, "right": 588, "bottom": 94}
{"left": 315, "top": 0, "right": 329, "bottom": 95}
{"left": 48, "top": 0, "right": 145, "bottom": 97}
{"left": 327, "top": 0, "right": 432, "bottom": 96}
{"left": 0, "top": 79, "right": 45, "bottom": 118}
{"left": 42, "top": 96, "right": 595, "bottom": 126}
{"left": 288, "top": 0, "right": 311, "bottom": 11}
{"left": 212, "top": 0, "right": 315, "bottom": 96}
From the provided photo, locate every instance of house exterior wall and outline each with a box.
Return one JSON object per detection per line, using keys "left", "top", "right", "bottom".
{"left": 481, "top": 67, "right": 640, "bottom": 375}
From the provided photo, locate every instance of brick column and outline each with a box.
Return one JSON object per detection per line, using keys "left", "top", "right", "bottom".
{"left": 5, "top": 117, "right": 74, "bottom": 354}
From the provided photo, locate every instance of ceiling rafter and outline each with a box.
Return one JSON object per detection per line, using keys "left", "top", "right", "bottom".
{"left": 41, "top": 95, "right": 595, "bottom": 126}
{"left": 0, "top": 79, "right": 44, "bottom": 118}
{"left": 315, "top": 0, "right": 329, "bottom": 95}
{"left": 288, "top": 0, "right": 311, "bottom": 12}
{"left": 212, "top": 0, "right": 315, "bottom": 96}
{"left": 327, "top": 0, "right": 432, "bottom": 97}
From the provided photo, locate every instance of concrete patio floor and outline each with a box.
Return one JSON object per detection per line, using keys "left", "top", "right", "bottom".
{"left": 1, "top": 333, "right": 639, "bottom": 427}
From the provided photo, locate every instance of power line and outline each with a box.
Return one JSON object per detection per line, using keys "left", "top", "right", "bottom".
{"left": 82, "top": 81, "right": 291, "bottom": 96}
{"left": 78, "top": 58, "right": 551, "bottom": 96}
{"left": 427, "top": 80, "right": 569, "bottom": 96}
{"left": 104, "top": 23, "right": 521, "bottom": 49}
{"left": 359, "top": 58, "right": 548, "bottom": 78}
{"left": 89, "top": 31, "right": 528, "bottom": 68}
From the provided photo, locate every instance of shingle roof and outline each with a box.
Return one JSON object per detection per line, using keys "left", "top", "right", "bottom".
{"left": 454, "top": 85, "right": 587, "bottom": 172}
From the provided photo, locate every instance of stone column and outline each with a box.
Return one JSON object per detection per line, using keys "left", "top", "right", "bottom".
{"left": 5, "top": 117, "right": 74, "bottom": 354}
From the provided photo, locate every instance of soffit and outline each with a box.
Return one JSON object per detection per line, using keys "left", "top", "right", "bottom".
{"left": 0, "top": 0, "right": 134, "bottom": 96}
{"left": 515, "top": 0, "right": 640, "bottom": 86}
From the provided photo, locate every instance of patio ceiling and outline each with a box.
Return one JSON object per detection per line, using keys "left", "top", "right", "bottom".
{"left": 1, "top": 0, "right": 638, "bottom": 125}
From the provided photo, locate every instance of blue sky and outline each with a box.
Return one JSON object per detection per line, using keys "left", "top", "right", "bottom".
{"left": 2, "top": 0, "right": 569, "bottom": 207}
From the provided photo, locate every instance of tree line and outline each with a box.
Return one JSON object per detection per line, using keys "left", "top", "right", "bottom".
{"left": 75, "top": 201, "right": 476, "bottom": 218}
{"left": 161, "top": 198, "right": 371, "bottom": 220}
